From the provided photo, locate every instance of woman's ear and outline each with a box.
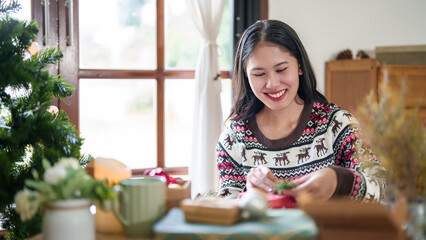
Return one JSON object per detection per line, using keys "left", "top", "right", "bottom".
{"left": 298, "top": 64, "right": 303, "bottom": 75}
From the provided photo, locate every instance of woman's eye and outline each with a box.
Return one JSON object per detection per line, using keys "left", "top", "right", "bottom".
{"left": 253, "top": 73, "right": 265, "bottom": 77}
{"left": 277, "top": 67, "right": 288, "bottom": 73}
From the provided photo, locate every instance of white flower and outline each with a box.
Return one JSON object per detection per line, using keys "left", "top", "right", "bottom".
{"left": 43, "top": 165, "right": 67, "bottom": 184}
{"left": 56, "top": 157, "right": 80, "bottom": 170}
{"left": 14, "top": 188, "right": 40, "bottom": 221}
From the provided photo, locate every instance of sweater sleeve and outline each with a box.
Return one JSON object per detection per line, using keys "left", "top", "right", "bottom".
{"left": 331, "top": 166, "right": 355, "bottom": 196}
{"left": 216, "top": 128, "right": 246, "bottom": 199}
{"left": 332, "top": 110, "right": 385, "bottom": 201}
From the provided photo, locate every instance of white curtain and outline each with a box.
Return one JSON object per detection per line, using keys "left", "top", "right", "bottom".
{"left": 185, "top": 0, "right": 225, "bottom": 197}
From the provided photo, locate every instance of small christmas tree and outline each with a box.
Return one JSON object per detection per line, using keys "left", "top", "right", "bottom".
{"left": 0, "top": 1, "right": 84, "bottom": 238}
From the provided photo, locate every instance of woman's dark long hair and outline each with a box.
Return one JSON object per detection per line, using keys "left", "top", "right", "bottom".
{"left": 229, "top": 20, "right": 327, "bottom": 122}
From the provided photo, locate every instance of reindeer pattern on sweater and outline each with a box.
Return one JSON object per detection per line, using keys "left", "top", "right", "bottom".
{"left": 216, "top": 102, "right": 384, "bottom": 201}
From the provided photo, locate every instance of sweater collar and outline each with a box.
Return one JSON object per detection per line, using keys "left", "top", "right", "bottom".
{"left": 249, "top": 102, "right": 313, "bottom": 149}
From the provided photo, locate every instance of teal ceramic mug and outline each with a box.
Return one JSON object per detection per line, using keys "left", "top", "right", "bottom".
{"left": 113, "top": 177, "right": 166, "bottom": 238}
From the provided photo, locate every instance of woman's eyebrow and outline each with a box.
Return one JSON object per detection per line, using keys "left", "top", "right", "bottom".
{"left": 250, "top": 67, "right": 265, "bottom": 71}
{"left": 250, "top": 61, "right": 289, "bottom": 71}
{"left": 274, "top": 61, "right": 289, "bottom": 68}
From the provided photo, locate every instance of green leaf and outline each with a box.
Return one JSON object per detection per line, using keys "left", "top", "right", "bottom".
{"left": 41, "top": 158, "right": 51, "bottom": 170}
{"left": 273, "top": 180, "right": 296, "bottom": 195}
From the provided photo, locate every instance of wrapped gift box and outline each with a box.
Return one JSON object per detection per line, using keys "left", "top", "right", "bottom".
{"left": 180, "top": 197, "right": 241, "bottom": 225}
{"left": 267, "top": 193, "right": 297, "bottom": 209}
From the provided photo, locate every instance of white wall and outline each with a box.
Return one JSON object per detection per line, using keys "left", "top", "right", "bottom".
{"left": 269, "top": 0, "right": 426, "bottom": 93}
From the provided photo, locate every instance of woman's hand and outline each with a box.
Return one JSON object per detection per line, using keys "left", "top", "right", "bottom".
{"left": 283, "top": 168, "right": 337, "bottom": 201}
{"left": 246, "top": 166, "right": 279, "bottom": 192}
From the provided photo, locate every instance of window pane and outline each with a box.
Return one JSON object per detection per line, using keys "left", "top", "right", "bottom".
{"left": 9, "top": 0, "right": 31, "bottom": 21}
{"left": 164, "top": 79, "right": 194, "bottom": 167}
{"left": 165, "top": 78, "right": 232, "bottom": 168}
{"left": 79, "top": 0, "right": 156, "bottom": 70}
{"left": 221, "top": 79, "right": 232, "bottom": 122}
{"left": 165, "top": 0, "right": 232, "bottom": 70}
{"left": 165, "top": 0, "right": 200, "bottom": 69}
{"left": 79, "top": 79, "right": 157, "bottom": 169}
{"left": 7, "top": 0, "right": 31, "bottom": 21}
{"left": 217, "top": 1, "right": 232, "bottom": 70}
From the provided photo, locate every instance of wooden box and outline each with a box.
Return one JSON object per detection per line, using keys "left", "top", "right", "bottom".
{"left": 180, "top": 197, "right": 241, "bottom": 225}
{"left": 376, "top": 45, "right": 426, "bottom": 65}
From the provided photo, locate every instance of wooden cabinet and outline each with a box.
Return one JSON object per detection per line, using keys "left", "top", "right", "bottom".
{"left": 325, "top": 59, "right": 426, "bottom": 123}
{"left": 326, "top": 59, "right": 380, "bottom": 113}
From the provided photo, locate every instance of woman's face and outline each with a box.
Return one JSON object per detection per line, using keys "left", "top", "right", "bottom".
{"left": 246, "top": 43, "right": 302, "bottom": 112}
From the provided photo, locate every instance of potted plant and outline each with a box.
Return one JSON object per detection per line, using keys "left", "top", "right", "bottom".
{"left": 14, "top": 157, "right": 116, "bottom": 240}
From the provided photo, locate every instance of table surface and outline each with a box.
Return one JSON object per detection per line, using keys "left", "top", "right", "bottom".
{"left": 154, "top": 208, "right": 318, "bottom": 240}
{"left": 29, "top": 208, "right": 318, "bottom": 240}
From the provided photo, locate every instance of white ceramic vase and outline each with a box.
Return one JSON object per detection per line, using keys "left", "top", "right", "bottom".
{"left": 42, "top": 199, "right": 95, "bottom": 240}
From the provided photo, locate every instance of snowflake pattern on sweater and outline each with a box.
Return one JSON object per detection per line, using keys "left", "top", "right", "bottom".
{"left": 216, "top": 102, "right": 384, "bottom": 201}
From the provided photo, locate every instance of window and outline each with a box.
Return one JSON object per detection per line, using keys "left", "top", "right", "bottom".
{"left": 55, "top": 0, "right": 232, "bottom": 174}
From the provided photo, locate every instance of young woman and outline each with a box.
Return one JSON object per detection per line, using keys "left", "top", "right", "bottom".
{"left": 216, "top": 20, "right": 384, "bottom": 201}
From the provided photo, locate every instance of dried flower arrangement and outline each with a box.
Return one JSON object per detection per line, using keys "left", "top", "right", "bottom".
{"left": 355, "top": 68, "right": 426, "bottom": 201}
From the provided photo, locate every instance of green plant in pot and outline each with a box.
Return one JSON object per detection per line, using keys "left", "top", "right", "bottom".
{"left": 14, "top": 157, "right": 116, "bottom": 240}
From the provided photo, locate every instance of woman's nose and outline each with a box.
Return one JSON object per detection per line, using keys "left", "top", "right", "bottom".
{"left": 265, "top": 73, "right": 280, "bottom": 88}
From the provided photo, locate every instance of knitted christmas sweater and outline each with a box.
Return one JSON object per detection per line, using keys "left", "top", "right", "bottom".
{"left": 216, "top": 102, "right": 384, "bottom": 201}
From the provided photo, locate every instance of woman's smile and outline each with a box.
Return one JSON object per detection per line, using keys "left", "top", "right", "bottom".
{"left": 265, "top": 89, "right": 287, "bottom": 101}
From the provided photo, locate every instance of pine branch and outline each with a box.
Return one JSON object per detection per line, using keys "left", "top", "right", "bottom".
{"left": 53, "top": 75, "right": 75, "bottom": 99}
{"left": 0, "top": 0, "right": 20, "bottom": 16}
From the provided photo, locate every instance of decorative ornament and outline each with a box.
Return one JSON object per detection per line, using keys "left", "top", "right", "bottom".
{"left": 238, "top": 188, "right": 268, "bottom": 220}
{"left": 356, "top": 50, "right": 370, "bottom": 60}
{"left": 47, "top": 105, "right": 59, "bottom": 115}
{"left": 27, "top": 41, "right": 40, "bottom": 56}
{"left": 336, "top": 49, "right": 353, "bottom": 60}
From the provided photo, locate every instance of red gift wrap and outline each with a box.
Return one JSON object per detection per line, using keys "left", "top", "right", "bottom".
{"left": 266, "top": 193, "right": 297, "bottom": 209}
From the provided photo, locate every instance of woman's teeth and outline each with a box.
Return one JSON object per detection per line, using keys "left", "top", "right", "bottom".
{"left": 267, "top": 89, "right": 285, "bottom": 98}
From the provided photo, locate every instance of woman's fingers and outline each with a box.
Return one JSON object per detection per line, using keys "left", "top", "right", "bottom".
{"left": 247, "top": 166, "right": 277, "bottom": 192}
{"left": 283, "top": 168, "right": 337, "bottom": 201}
{"left": 247, "top": 167, "right": 338, "bottom": 200}
{"left": 259, "top": 165, "right": 279, "bottom": 186}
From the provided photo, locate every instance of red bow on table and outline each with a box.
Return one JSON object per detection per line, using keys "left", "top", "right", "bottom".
{"left": 143, "top": 168, "right": 181, "bottom": 186}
